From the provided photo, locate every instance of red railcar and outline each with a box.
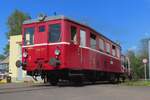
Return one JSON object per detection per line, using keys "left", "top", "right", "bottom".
{"left": 19, "top": 15, "right": 125, "bottom": 85}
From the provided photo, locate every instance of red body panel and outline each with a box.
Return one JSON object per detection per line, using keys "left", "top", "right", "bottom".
{"left": 22, "top": 17, "right": 123, "bottom": 74}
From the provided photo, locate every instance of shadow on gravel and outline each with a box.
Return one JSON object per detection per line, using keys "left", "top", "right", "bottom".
{"left": 18, "top": 81, "right": 119, "bottom": 88}
{"left": 0, "top": 82, "right": 119, "bottom": 94}
{"left": 59, "top": 81, "right": 119, "bottom": 87}
{"left": 0, "top": 85, "right": 56, "bottom": 94}
{"left": 31, "top": 81, "right": 118, "bottom": 88}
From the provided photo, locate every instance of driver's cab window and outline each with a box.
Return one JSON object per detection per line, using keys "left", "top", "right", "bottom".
{"left": 24, "top": 27, "right": 34, "bottom": 45}
{"left": 71, "top": 26, "right": 77, "bottom": 44}
{"left": 49, "top": 24, "right": 61, "bottom": 43}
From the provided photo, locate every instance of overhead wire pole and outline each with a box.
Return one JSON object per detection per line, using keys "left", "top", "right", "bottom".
{"left": 143, "top": 58, "right": 148, "bottom": 81}
{"left": 144, "top": 63, "right": 147, "bottom": 81}
{"left": 148, "top": 40, "right": 150, "bottom": 80}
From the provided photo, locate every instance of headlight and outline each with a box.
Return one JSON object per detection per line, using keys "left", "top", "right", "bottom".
{"left": 23, "top": 52, "right": 28, "bottom": 58}
{"left": 55, "top": 49, "right": 60, "bottom": 56}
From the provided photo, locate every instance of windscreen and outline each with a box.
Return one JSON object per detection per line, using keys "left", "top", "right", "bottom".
{"left": 49, "top": 24, "right": 61, "bottom": 43}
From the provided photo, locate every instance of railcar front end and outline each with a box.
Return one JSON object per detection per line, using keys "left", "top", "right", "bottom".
{"left": 16, "top": 15, "right": 126, "bottom": 85}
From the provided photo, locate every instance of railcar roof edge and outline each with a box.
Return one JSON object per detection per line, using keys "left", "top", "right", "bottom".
{"left": 23, "top": 15, "right": 121, "bottom": 48}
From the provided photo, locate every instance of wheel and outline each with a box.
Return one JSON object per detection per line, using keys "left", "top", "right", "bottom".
{"left": 49, "top": 78, "right": 58, "bottom": 86}
{"left": 91, "top": 80, "right": 96, "bottom": 84}
{"left": 121, "top": 76, "right": 126, "bottom": 83}
{"left": 109, "top": 74, "right": 118, "bottom": 84}
{"left": 88, "top": 78, "right": 96, "bottom": 84}
{"left": 43, "top": 76, "right": 47, "bottom": 83}
{"left": 50, "top": 81, "right": 58, "bottom": 86}
{"left": 71, "top": 76, "right": 84, "bottom": 86}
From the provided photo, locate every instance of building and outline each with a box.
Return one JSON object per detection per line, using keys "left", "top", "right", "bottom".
{"left": 0, "top": 56, "right": 9, "bottom": 71}
{"left": 0, "top": 57, "right": 9, "bottom": 82}
{"left": 9, "top": 35, "right": 26, "bottom": 82}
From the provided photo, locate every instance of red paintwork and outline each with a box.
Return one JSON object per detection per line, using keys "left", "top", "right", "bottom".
{"left": 22, "top": 17, "right": 123, "bottom": 74}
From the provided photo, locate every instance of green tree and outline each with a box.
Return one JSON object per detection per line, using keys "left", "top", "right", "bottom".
{"left": 3, "top": 44, "right": 9, "bottom": 56}
{"left": 3, "top": 10, "right": 30, "bottom": 56}
{"left": 138, "top": 38, "right": 150, "bottom": 79}
{"left": 126, "top": 50, "right": 144, "bottom": 80}
{"left": 7, "top": 10, "right": 30, "bottom": 37}
{"left": 0, "top": 54, "right": 5, "bottom": 61}
{"left": 126, "top": 38, "right": 150, "bottom": 80}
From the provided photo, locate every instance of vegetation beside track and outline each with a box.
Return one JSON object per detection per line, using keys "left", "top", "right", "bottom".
{"left": 122, "top": 80, "right": 150, "bottom": 86}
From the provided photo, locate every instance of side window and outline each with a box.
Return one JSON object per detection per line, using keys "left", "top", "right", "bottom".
{"left": 24, "top": 27, "right": 34, "bottom": 45}
{"left": 116, "top": 48, "right": 120, "bottom": 58}
{"left": 112, "top": 45, "right": 116, "bottom": 56}
{"left": 71, "top": 26, "right": 77, "bottom": 43}
{"left": 90, "top": 33, "right": 96, "bottom": 49}
{"left": 99, "top": 38, "right": 104, "bottom": 51}
{"left": 106, "top": 42, "right": 110, "bottom": 54}
{"left": 39, "top": 25, "right": 45, "bottom": 32}
{"left": 121, "top": 55, "right": 124, "bottom": 65}
{"left": 80, "top": 29, "right": 86, "bottom": 47}
{"left": 49, "top": 24, "right": 61, "bottom": 43}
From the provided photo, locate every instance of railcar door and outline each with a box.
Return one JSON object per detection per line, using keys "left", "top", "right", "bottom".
{"left": 34, "top": 23, "right": 48, "bottom": 63}
{"left": 23, "top": 26, "right": 35, "bottom": 69}
{"left": 69, "top": 26, "right": 80, "bottom": 69}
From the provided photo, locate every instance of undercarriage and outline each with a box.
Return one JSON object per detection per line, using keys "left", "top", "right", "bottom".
{"left": 27, "top": 69, "right": 126, "bottom": 86}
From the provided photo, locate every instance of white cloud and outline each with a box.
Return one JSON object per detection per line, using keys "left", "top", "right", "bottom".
{"left": 144, "top": 32, "right": 149, "bottom": 37}
{"left": 128, "top": 46, "right": 137, "bottom": 51}
{"left": 143, "top": 32, "right": 150, "bottom": 37}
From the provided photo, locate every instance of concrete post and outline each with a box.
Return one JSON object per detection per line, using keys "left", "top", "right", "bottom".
{"left": 144, "top": 63, "right": 147, "bottom": 81}
{"left": 148, "top": 40, "right": 150, "bottom": 79}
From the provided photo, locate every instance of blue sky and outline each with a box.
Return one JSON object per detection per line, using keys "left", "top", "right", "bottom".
{"left": 0, "top": 0, "right": 150, "bottom": 54}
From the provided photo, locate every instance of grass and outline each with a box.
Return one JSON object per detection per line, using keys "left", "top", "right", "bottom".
{"left": 122, "top": 80, "right": 150, "bottom": 86}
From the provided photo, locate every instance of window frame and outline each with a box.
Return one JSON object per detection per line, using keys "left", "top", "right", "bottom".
{"left": 70, "top": 26, "right": 77, "bottom": 43}
{"left": 106, "top": 42, "right": 111, "bottom": 54}
{"left": 39, "top": 25, "right": 45, "bottom": 32}
{"left": 24, "top": 27, "right": 35, "bottom": 45}
{"left": 99, "top": 38, "right": 105, "bottom": 51}
{"left": 48, "top": 23, "right": 61, "bottom": 43}
{"left": 112, "top": 45, "right": 116, "bottom": 56}
{"left": 116, "top": 47, "right": 120, "bottom": 58}
{"left": 80, "top": 29, "right": 86, "bottom": 47}
{"left": 90, "top": 33, "right": 97, "bottom": 49}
